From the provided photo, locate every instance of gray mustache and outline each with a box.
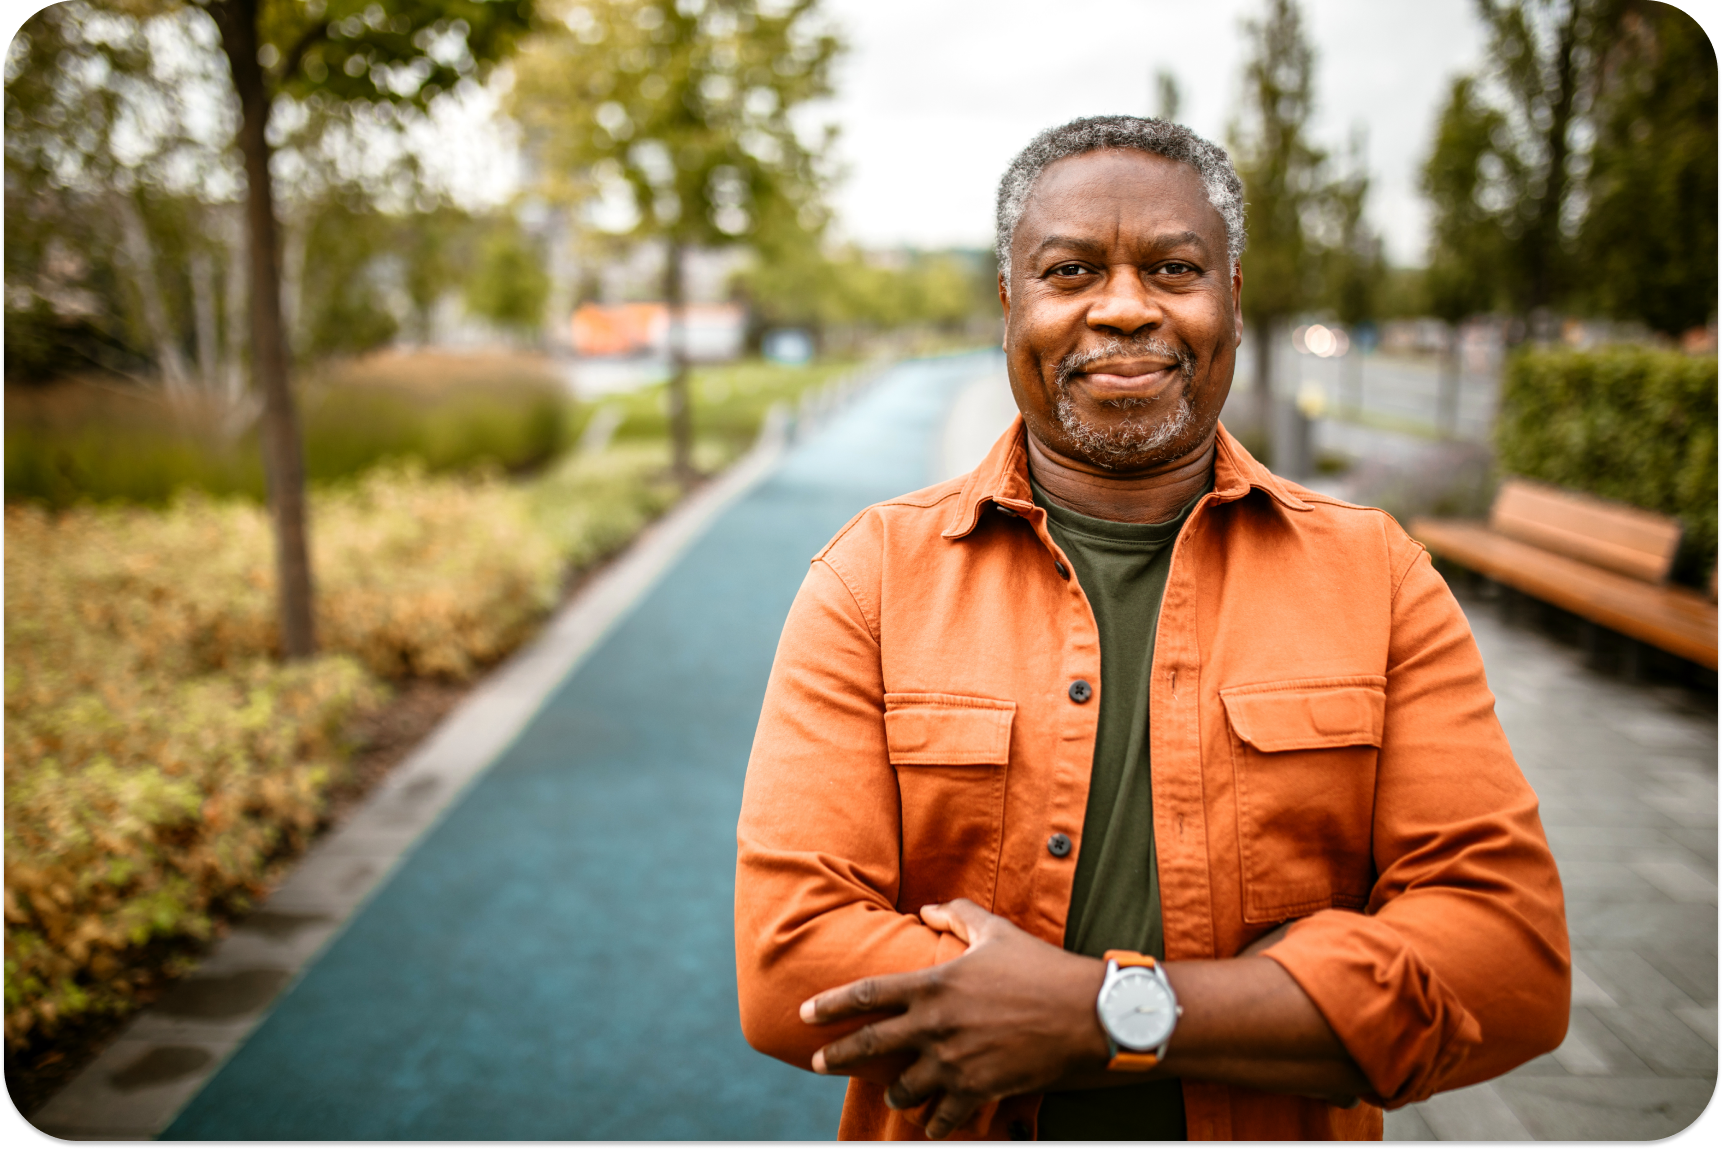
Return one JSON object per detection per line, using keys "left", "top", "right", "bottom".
{"left": 1054, "top": 338, "right": 1197, "bottom": 393}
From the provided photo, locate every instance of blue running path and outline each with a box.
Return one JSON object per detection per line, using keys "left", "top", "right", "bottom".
{"left": 163, "top": 352, "right": 1000, "bottom": 1140}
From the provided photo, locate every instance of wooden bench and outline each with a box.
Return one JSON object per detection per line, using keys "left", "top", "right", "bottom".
{"left": 1411, "top": 479, "right": 1718, "bottom": 669}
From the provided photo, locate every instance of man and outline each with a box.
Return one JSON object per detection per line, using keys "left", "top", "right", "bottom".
{"left": 734, "top": 116, "right": 1569, "bottom": 1141}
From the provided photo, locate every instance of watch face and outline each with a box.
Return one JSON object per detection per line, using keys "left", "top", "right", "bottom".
{"left": 1100, "top": 968, "right": 1176, "bottom": 1051}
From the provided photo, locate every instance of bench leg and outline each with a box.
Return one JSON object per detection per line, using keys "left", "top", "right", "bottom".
{"left": 1584, "top": 619, "right": 1608, "bottom": 670}
{"left": 1621, "top": 638, "right": 1645, "bottom": 684}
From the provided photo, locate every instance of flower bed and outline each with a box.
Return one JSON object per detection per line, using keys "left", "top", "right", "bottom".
{"left": 3, "top": 445, "right": 683, "bottom": 1046}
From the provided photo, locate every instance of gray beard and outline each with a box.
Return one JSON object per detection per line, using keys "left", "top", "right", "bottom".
{"left": 1052, "top": 337, "right": 1198, "bottom": 469}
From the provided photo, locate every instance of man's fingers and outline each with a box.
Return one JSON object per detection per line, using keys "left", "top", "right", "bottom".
{"left": 923, "top": 1091, "right": 982, "bottom": 1140}
{"left": 813, "top": 1013, "right": 920, "bottom": 1074}
{"left": 800, "top": 969, "right": 923, "bottom": 1025}
{"left": 884, "top": 1050, "right": 945, "bottom": 1111}
{"left": 917, "top": 897, "right": 996, "bottom": 946}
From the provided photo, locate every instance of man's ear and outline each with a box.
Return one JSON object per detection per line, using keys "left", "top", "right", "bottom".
{"left": 1231, "top": 262, "right": 1244, "bottom": 346}
{"left": 997, "top": 273, "right": 1010, "bottom": 349}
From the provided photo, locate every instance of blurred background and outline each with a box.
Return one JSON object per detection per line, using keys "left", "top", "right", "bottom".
{"left": 4, "top": 0, "right": 1717, "bottom": 1140}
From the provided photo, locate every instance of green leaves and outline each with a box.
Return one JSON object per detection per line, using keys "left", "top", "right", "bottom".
{"left": 1496, "top": 345, "right": 1718, "bottom": 584}
{"left": 1421, "top": 1, "right": 1715, "bottom": 331}
{"left": 510, "top": 0, "right": 839, "bottom": 248}
{"left": 259, "top": 0, "right": 536, "bottom": 109}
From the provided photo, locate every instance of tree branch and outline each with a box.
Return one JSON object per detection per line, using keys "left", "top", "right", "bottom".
{"left": 278, "top": 19, "right": 330, "bottom": 90}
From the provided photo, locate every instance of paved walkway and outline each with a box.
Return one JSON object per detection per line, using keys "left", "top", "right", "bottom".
{"left": 148, "top": 353, "right": 991, "bottom": 1138}
{"left": 34, "top": 356, "right": 1715, "bottom": 1140}
{"left": 1388, "top": 587, "right": 1717, "bottom": 1140}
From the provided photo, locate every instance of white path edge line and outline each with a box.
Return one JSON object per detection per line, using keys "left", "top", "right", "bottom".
{"left": 25, "top": 416, "right": 799, "bottom": 1142}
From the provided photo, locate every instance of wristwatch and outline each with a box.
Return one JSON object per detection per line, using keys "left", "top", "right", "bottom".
{"left": 1096, "top": 949, "right": 1182, "bottom": 1071}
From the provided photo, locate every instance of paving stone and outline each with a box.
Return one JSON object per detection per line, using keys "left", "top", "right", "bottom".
{"left": 1605, "top": 715, "right": 1717, "bottom": 752}
{"left": 1384, "top": 1104, "right": 1435, "bottom": 1140}
{"left": 1548, "top": 1006, "right": 1654, "bottom": 1075}
{"left": 1491, "top": 1074, "right": 1715, "bottom": 1140}
{"left": 1641, "top": 945, "right": 1719, "bottom": 1006}
{"left": 1417, "top": 1082, "right": 1534, "bottom": 1140}
{"left": 1582, "top": 949, "right": 1704, "bottom": 1011}
{"left": 1557, "top": 859, "right": 1661, "bottom": 898}
{"left": 1570, "top": 961, "right": 1619, "bottom": 1008}
{"left": 1566, "top": 901, "right": 1718, "bottom": 947}
{"left": 1676, "top": 1006, "right": 1718, "bottom": 1048}
{"left": 1629, "top": 859, "right": 1718, "bottom": 903}
{"left": 1544, "top": 825, "right": 1691, "bottom": 855}
{"left": 1535, "top": 797, "right": 1677, "bottom": 829}
{"left": 1593, "top": 1007, "right": 1720, "bottom": 1075}
{"left": 191, "top": 915, "right": 341, "bottom": 973}
{"left": 1551, "top": 1023, "right": 1619, "bottom": 1076}
{"left": 29, "top": 1035, "right": 246, "bottom": 1140}
{"left": 259, "top": 850, "right": 393, "bottom": 917}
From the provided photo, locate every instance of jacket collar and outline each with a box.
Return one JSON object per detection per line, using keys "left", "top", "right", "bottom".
{"left": 941, "top": 416, "right": 1310, "bottom": 540}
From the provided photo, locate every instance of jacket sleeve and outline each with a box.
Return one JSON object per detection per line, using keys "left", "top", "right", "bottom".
{"left": 735, "top": 554, "right": 964, "bottom": 1071}
{"left": 1262, "top": 543, "right": 1571, "bottom": 1108}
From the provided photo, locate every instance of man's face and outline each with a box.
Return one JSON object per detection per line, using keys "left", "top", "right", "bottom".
{"left": 1000, "top": 148, "right": 1242, "bottom": 472}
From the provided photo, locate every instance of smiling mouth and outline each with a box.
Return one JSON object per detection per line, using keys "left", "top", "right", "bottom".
{"left": 1082, "top": 360, "right": 1182, "bottom": 383}
{"left": 1055, "top": 338, "right": 1196, "bottom": 396}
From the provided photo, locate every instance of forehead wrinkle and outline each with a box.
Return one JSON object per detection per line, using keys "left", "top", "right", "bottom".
{"left": 1024, "top": 226, "right": 1220, "bottom": 267}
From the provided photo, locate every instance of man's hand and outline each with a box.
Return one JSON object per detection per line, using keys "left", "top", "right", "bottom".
{"left": 800, "top": 902, "right": 1375, "bottom": 1135}
{"left": 799, "top": 899, "right": 1108, "bottom": 1139}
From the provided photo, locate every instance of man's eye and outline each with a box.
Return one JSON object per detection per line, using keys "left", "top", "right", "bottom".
{"left": 1050, "top": 263, "right": 1089, "bottom": 277}
{"left": 1160, "top": 262, "right": 1197, "bottom": 275}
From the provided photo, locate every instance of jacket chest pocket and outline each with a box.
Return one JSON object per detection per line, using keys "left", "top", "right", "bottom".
{"left": 884, "top": 693, "right": 1014, "bottom": 913}
{"left": 1220, "top": 677, "right": 1386, "bottom": 922}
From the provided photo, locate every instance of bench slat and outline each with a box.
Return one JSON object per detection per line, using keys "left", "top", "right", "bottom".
{"left": 1412, "top": 518, "right": 1718, "bottom": 669}
{"left": 1490, "top": 480, "right": 1681, "bottom": 583}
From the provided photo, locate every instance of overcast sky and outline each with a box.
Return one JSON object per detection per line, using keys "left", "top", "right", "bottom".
{"left": 811, "top": 0, "right": 1492, "bottom": 266}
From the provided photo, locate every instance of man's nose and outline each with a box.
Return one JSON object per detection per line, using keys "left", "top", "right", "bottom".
{"left": 1086, "top": 268, "right": 1161, "bottom": 335}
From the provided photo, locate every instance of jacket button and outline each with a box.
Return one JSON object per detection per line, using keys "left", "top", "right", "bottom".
{"left": 1068, "top": 679, "right": 1092, "bottom": 703}
{"left": 1053, "top": 559, "right": 1070, "bottom": 579}
{"left": 1008, "top": 1119, "right": 1032, "bottom": 1140}
{"left": 1047, "top": 832, "right": 1072, "bottom": 858}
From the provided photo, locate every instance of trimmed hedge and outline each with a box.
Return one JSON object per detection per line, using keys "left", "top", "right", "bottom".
{"left": 1496, "top": 345, "right": 1717, "bottom": 586}
{"left": 4, "top": 352, "right": 572, "bottom": 510}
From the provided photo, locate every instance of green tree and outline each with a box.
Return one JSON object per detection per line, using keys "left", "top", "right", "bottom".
{"left": 1420, "top": 74, "right": 1513, "bottom": 431}
{"left": 5, "top": 3, "right": 235, "bottom": 389}
{"left": 1229, "top": 0, "right": 1326, "bottom": 436}
{"left": 466, "top": 220, "right": 552, "bottom": 335}
{"left": 1579, "top": 2, "right": 1717, "bottom": 336}
{"left": 511, "top": 0, "right": 840, "bottom": 482}
{"left": 1421, "top": 76, "right": 1511, "bottom": 327}
{"left": 1473, "top": 0, "right": 1613, "bottom": 320}
{"left": 1318, "top": 130, "right": 1385, "bottom": 413}
{"left": 198, "top": 0, "right": 535, "bottom": 657}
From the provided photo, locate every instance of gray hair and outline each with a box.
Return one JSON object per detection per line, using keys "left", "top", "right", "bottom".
{"left": 995, "top": 115, "right": 1246, "bottom": 287}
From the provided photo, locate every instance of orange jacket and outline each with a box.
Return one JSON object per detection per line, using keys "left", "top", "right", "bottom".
{"left": 735, "top": 420, "right": 1570, "bottom": 1140}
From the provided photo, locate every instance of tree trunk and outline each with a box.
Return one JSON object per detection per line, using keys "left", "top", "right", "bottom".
{"left": 212, "top": 0, "right": 317, "bottom": 659}
{"left": 222, "top": 205, "right": 248, "bottom": 409}
{"left": 280, "top": 210, "right": 308, "bottom": 356}
{"left": 663, "top": 239, "right": 694, "bottom": 484}
{"left": 190, "top": 246, "right": 220, "bottom": 390}
{"left": 1527, "top": 4, "right": 1584, "bottom": 314}
{"left": 115, "top": 192, "right": 192, "bottom": 398}
{"left": 1438, "top": 323, "right": 1462, "bottom": 438}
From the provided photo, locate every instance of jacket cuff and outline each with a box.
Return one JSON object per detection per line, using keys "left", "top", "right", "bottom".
{"left": 1262, "top": 910, "right": 1483, "bottom": 1107}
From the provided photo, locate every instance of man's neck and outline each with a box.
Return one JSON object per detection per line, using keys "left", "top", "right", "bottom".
{"left": 1025, "top": 430, "right": 1217, "bottom": 524}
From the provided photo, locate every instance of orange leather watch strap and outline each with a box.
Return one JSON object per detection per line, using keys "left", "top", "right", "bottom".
{"left": 1102, "top": 949, "right": 1157, "bottom": 969}
{"left": 1107, "top": 1050, "right": 1160, "bottom": 1072}
{"left": 1101, "top": 951, "right": 1166, "bottom": 1072}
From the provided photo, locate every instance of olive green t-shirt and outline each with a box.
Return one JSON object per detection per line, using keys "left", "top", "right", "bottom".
{"left": 1030, "top": 475, "right": 1210, "bottom": 1142}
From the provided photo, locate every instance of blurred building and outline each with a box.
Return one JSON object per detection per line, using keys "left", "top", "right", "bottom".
{"left": 569, "top": 302, "right": 747, "bottom": 363}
